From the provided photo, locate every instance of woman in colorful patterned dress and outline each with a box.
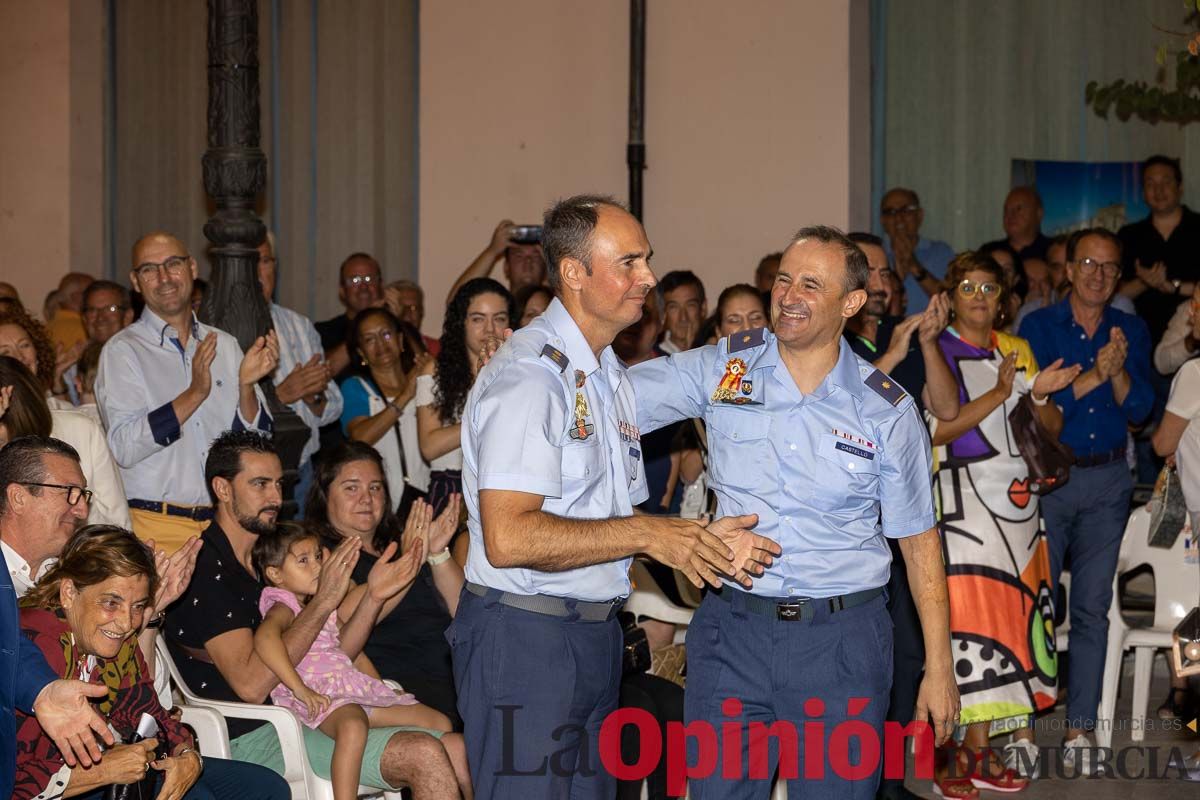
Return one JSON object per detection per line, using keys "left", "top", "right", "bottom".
{"left": 929, "top": 252, "right": 1080, "bottom": 797}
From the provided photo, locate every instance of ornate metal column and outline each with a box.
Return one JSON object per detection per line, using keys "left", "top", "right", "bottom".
{"left": 201, "top": 0, "right": 307, "bottom": 511}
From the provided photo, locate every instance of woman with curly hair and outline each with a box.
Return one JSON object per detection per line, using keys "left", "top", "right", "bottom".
{"left": 415, "top": 278, "right": 514, "bottom": 513}
{"left": 0, "top": 306, "right": 69, "bottom": 404}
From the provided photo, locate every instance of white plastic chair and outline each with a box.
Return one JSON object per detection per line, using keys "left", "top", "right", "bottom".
{"left": 156, "top": 638, "right": 403, "bottom": 800}
{"left": 1096, "top": 507, "right": 1197, "bottom": 749}
{"left": 626, "top": 560, "right": 696, "bottom": 640}
{"left": 177, "top": 705, "right": 231, "bottom": 758}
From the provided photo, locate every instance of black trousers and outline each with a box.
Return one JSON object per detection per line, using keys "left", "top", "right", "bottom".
{"left": 878, "top": 537, "right": 926, "bottom": 795}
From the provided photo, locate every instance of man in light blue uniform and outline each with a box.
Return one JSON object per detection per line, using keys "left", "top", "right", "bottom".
{"left": 454, "top": 195, "right": 779, "bottom": 799}
{"left": 631, "top": 226, "right": 959, "bottom": 799}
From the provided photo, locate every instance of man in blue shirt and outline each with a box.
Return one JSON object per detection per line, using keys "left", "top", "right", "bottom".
{"left": 456, "top": 195, "right": 779, "bottom": 799}
{"left": 95, "top": 231, "right": 277, "bottom": 553}
{"left": 1018, "top": 227, "right": 1153, "bottom": 774}
{"left": 880, "top": 188, "right": 955, "bottom": 314}
{"left": 632, "top": 226, "right": 958, "bottom": 799}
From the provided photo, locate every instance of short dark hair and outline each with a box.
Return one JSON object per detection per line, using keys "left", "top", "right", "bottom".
{"left": 658, "top": 270, "right": 706, "bottom": 303}
{"left": 786, "top": 225, "right": 870, "bottom": 292}
{"left": 205, "top": 430, "right": 278, "bottom": 505}
{"left": 541, "top": 194, "right": 627, "bottom": 291}
{"left": 1065, "top": 227, "right": 1123, "bottom": 262}
{"left": 847, "top": 232, "right": 884, "bottom": 249}
{"left": 755, "top": 252, "right": 783, "bottom": 279}
{"left": 0, "top": 435, "right": 81, "bottom": 516}
{"left": 1143, "top": 154, "right": 1182, "bottom": 185}
{"left": 82, "top": 279, "right": 131, "bottom": 311}
{"left": 251, "top": 521, "right": 319, "bottom": 584}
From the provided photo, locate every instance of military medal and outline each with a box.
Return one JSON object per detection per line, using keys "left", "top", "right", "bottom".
{"left": 570, "top": 370, "right": 594, "bottom": 440}
{"left": 711, "top": 357, "right": 748, "bottom": 402}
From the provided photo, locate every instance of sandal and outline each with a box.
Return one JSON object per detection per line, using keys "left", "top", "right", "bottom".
{"left": 971, "top": 766, "right": 1029, "bottom": 793}
{"left": 971, "top": 748, "right": 1029, "bottom": 793}
{"left": 933, "top": 776, "right": 979, "bottom": 799}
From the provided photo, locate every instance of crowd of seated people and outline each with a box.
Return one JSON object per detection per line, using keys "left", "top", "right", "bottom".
{"left": 2, "top": 155, "right": 1200, "bottom": 798}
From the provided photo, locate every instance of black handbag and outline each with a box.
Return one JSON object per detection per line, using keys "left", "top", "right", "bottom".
{"left": 618, "top": 610, "right": 652, "bottom": 675}
{"left": 1008, "top": 392, "right": 1075, "bottom": 495}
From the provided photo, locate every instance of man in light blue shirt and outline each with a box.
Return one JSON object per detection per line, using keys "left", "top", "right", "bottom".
{"left": 631, "top": 225, "right": 958, "bottom": 799}
{"left": 881, "top": 187, "right": 955, "bottom": 314}
{"left": 96, "top": 231, "right": 277, "bottom": 553}
{"left": 455, "top": 195, "right": 779, "bottom": 799}
{"left": 256, "top": 231, "right": 343, "bottom": 513}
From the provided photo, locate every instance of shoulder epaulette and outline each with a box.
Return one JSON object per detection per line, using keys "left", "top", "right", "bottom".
{"left": 864, "top": 369, "right": 907, "bottom": 407}
{"left": 727, "top": 327, "right": 766, "bottom": 353}
{"left": 540, "top": 344, "right": 569, "bottom": 373}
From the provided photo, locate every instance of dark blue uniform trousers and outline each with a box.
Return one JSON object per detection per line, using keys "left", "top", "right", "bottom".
{"left": 685, "top": 589, "right": 894, "bottom": 800}
{"left": 449, "top": 587, "right": 623, "bottom": 799}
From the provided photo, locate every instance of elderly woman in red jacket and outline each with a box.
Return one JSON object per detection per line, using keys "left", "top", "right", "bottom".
{"left": 13, "top": 525, "right": 288, "bottom": 800}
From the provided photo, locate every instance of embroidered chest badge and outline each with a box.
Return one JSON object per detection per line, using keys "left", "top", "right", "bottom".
{"left": 711, "top": 357, "right": 748, "bottom": 403}
{"left": 570, "top": 370, "right": 595, "bottom": 441}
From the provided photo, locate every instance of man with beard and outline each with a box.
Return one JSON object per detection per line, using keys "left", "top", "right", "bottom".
{"left": 631, "top": 226, "right": 959, "bottom": 798}
{"left": 167, "top": 431, "right": 463, "bottom": 795}
{"left": 95, "top": 231, "right": 278, "bottom": 553}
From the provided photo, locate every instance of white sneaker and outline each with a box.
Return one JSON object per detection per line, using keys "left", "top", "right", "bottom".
{"left": 1003, "top": 738, "right": 1040, "bottom": 779}
{"left": 1061, "top": 734, "right": 1105, "bottom": 776}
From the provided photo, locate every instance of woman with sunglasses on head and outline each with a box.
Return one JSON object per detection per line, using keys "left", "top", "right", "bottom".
{"left": 927, "top": 252, "right": 1082, "bottom": 797}
{"left": 340, "top": 308, "right": 431, "bottom": 515}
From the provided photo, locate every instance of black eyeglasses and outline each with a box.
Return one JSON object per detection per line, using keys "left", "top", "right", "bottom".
{"left": 881, "top": 204, "right": 920, "bottom": 217}
{"left": 21, "top": 482, "right": 93, "bottom": 506}
{"left": 1075, "top": 257, "right": 1121, "bottom": 279}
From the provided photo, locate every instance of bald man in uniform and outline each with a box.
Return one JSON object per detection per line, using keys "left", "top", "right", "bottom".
{"left": 95, "top": 232, "right": 278, "bottom": 552}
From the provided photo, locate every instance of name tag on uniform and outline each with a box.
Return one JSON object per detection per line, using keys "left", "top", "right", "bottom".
{"left": 834, "top": 441, "right": 875, "bottom": 460}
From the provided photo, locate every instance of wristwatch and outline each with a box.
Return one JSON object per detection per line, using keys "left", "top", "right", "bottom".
{"left": 428, "top": 548, "right": 452, "bottom": 566}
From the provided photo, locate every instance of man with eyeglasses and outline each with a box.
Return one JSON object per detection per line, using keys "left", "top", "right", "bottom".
{"left": 879, "top": 187, "right": 955, "bottom": 314}
{"left": 0, "top": 434, "right": 201, "bottom": 765}
{"left": 57, "top": 281, "right": 135, "bottom": 407}
{"left": 256, "top": 230, "right": 343, "bottom": 514}
{"left": 1018, "top": 227, "right": 1154, "bottom": 775}
{"left": 95, "top": 231, "right": 278, "bottom": 554}
{"left": 316, "top": 252, "right": 387, "bottom": 382}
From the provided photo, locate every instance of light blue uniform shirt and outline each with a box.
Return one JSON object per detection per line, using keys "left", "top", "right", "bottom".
{"left": 883, "top": 235, "right": 955, "bottom": 314}
{"left": 461, "top": 298, "right": 650, "bottom": 602}
{"left": 270, "top": 302, "right": 343, "bottom": 467}
{"left": 95, "top": 309, "right": 272, "bottom": 505}
{"left": 631, "top": 330, "right": 936, "bottom": 598}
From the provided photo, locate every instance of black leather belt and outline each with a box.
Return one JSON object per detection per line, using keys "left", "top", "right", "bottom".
{"left": 465, "top": 582, "right": 624, "bottom": 622}
{"left": 1073, "top": 446, "right": 1125, "bottom": 468}
{"left": 129, "top": 499, "right": 213, "bottom": 521}
{"left": 714, "top": 585, "right": 884, "bottom": 622}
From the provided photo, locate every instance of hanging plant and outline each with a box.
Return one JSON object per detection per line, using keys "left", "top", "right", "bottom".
{"left": 1086, "top": 5, "right": 1200, "bottom": 123}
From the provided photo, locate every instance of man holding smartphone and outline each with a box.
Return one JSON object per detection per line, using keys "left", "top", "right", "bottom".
{"left": 446, "top": 219, "right": 549, "bottom": 303}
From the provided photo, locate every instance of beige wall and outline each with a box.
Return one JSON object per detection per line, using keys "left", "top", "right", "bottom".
{"left": 0, "top": 0, "right": 105, "bottom": 312}
{"left": 419, "top": 0, "right": 870, "bottom": 334}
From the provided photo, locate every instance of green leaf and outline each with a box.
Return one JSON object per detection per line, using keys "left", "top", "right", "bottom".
{"left": 1158, "top": 44, "right": 1168, "bottom": 66}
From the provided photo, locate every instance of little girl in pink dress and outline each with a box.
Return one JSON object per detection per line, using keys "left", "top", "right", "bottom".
{"left": 252, "top": 521, "right": 455, "bottom": 799}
